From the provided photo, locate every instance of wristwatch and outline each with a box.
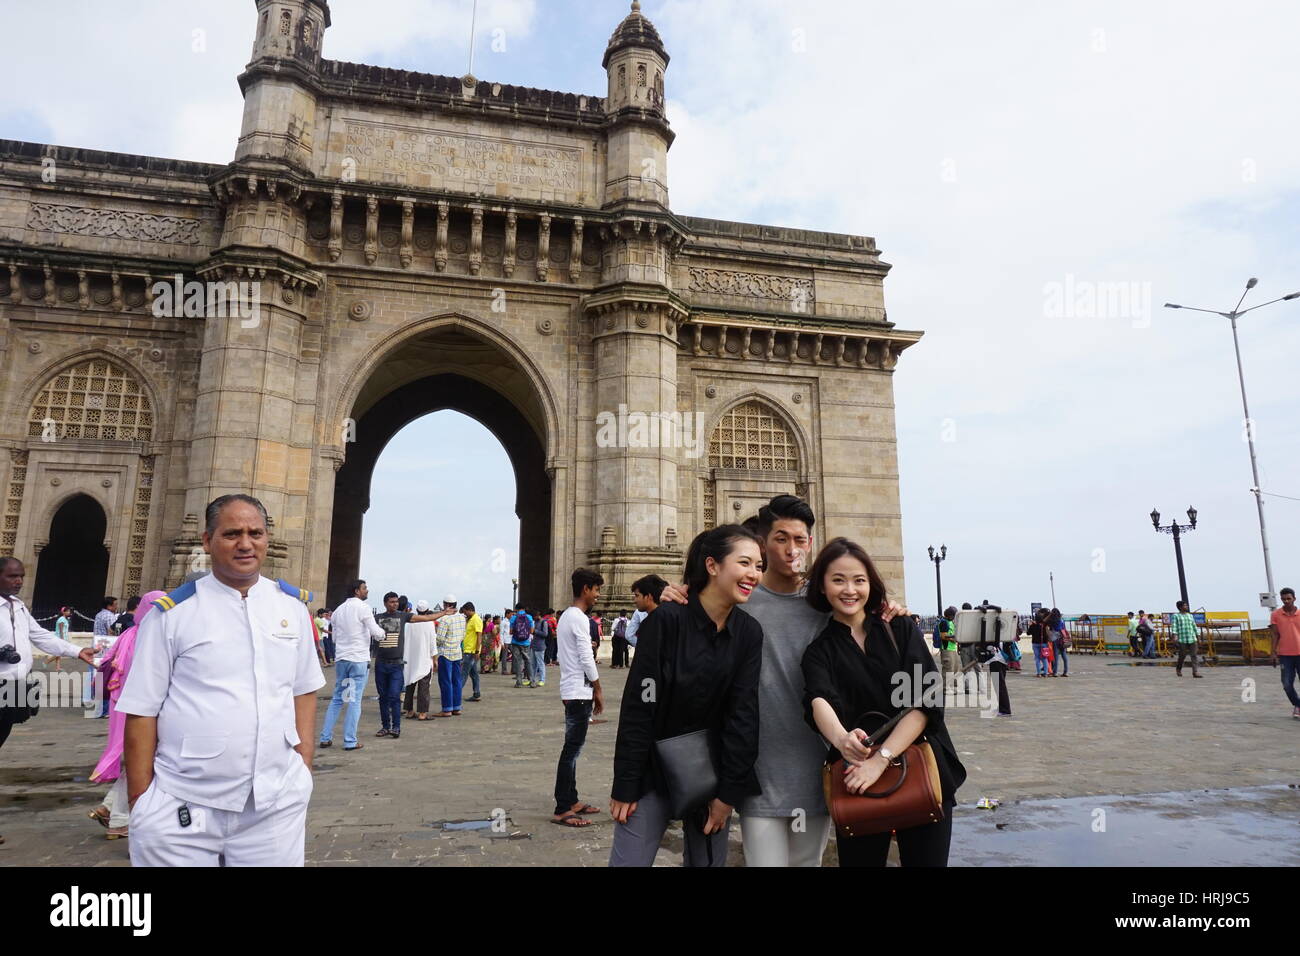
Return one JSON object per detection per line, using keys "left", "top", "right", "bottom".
{"left": 876, "top": 746, "right": 897, "bottom": 764}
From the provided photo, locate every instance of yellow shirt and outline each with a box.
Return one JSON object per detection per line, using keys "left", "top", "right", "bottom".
{"left": 463, "top": 613, "right": 483, "bottom": 654}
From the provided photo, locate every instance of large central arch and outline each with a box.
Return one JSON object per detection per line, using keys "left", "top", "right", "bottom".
{"left": 325, "top": 317, "right": 557, "bottom": 609}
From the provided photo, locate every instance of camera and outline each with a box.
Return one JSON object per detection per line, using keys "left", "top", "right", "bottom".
{"left": 0, "top": 644, "right": 21, "bottom": 665}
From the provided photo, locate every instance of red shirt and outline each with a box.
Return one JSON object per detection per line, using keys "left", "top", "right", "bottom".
{"left": 1272, "top": 607, "right": 1300, "bottom": 656}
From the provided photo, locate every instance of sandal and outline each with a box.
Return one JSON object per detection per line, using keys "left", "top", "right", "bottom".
{"left": 571, "top": 804, "right": 601, "bottom": 815}
{"left": 551, "top": 814, "right": 592, "bottom": 828}
{"left": 416, "top": 714, "right": 432, "bottom": 721}
{"left": 88, "top": 807, "right": 111, "bottom": 828}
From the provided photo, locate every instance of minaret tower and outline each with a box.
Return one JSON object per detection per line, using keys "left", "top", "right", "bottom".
{"left": 584, "top": 3, "right": 690, "bottom": 593}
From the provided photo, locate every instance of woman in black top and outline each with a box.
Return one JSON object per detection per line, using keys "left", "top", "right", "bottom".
{"left": 801, "top": 538, "right": 966, "bottom": 867}
{"left": 608, "top": 524, "right": 764, "bottom": 867}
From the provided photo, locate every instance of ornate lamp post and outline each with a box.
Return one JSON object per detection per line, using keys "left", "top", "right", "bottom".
{"left": 511, "top": 577, "right": 518, "bottom": 609}
{"left": 1151, "top": 506, "right": 1197, "bottom": 609}
{"left": 927, "top": 545, "right": 947, "bottom": 618}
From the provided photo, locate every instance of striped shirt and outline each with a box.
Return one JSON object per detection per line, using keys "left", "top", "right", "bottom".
{"left": 1171, "top": 612, "right": 1198, "bottom": 644}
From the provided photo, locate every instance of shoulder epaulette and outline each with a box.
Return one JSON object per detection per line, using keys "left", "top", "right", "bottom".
{"left": 152, "top": 579, "right": 198, "bottom": 613}
{"left": 277, "top": 579, "right": 313, "bottom": 604}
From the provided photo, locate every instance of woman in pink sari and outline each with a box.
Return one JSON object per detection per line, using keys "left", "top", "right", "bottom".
{"left": 86, "top": 588, "right": 165, "bottom": 839}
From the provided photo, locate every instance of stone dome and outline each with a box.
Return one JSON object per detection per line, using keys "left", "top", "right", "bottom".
{"left": 603, "top": 1, "right": 669, "bottom": 68}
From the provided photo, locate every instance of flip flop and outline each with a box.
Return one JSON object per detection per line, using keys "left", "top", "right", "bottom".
{"left": 572, "top": 804, "right": 601, "bottom": 815}
{"left": 551, "top": 814, "right": 592, "bottom": 828}
{"left": 88, "top": 808, "right": 111, "bottom": 828}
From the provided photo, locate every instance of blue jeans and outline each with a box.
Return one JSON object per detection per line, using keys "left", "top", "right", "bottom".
{"left": 320, "top": 660, "right": 369, "bottom": 747}
{"left": 1280, "top": 656, "right": 1300, "bottom": 708}
{"left": 461, "top": 653, "right": 481, "bottom": 698}
{"left": 531, "top": 643, "right": 547, "bottom": 684}
{"left": 438, "top": 657, "right": 463, "bottom": 711}
{"left": 374, "top": 658, "right": 405, "bottom": 732}
{"left": 553, "top": 698, "right": 593, "bottom": 814}
{"left": 1033, "top": 644, "right": 1049, "bottom": 676}
{"left": 1143, "top": 635, "right": 1156, "bottom": 658}
{"left": 1051, "top": 639, "right": 1069, "bottom": 675}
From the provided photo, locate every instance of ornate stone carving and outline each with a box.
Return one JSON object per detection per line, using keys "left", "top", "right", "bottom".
{"left": 536, "top": 317, "right": 555, "bottom": 336}
{"left": 27, "top": 203, "right": 202, "bottom": 244}
{"left": 328, "top": 190, "right": 343, "bottom": 262}
{"left": 503, "top": 209, "right": 517, "bottom": 278}
{"left": 688, "top": 267, "right": 814, "bottom": 305}
{"left": 348, "top": 299, "right": 373, "bottom": 322}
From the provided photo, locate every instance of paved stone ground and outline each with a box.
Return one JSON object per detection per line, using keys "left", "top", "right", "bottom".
{"left": 2, "top": 646, "right": 1297, "bottom": 866}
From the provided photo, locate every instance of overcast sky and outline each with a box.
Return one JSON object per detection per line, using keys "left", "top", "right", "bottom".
{"left": 5, "top": 1, "right": 1298, "bottom": 621}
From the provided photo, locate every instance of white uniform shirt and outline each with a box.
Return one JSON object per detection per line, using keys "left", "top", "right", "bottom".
{"left": 557, "top": 606, "right": 599, "bottom": 700}
{"left": 330, "top": 596, "right": 384, "bottom": 663}
{"left": 116, "top": 574, "right": 325, "bottom": 812}
{"left": 0, "top": 595, "right": 82, "bottom": 682}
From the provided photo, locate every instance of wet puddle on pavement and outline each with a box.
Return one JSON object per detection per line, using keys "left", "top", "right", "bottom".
{"left": 952, "top": 784, "right": 1300, "bottom": 865}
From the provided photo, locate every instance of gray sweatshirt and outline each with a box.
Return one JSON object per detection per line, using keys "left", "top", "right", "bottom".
{"left": 738, "top": 583, "right": 831, "bottom": 818}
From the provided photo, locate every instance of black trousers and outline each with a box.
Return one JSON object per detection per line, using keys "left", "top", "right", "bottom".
{"left": 611, "top": 637, "right": 629, "bottom": 667}
{"left": 0, "top": 709, "right": 14, "bottom": 750}
{"left": 990, "top": 661, "right": 1011, "bottom": 715}
{"left": 403, "top": 674, "right": 431, "bottom": 713}
{"left": 836, "top": 803, "right": 955, "bottom": 867}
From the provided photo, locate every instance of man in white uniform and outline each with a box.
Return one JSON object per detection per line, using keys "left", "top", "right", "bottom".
{"left": 0, "top": 557, "right": 95, "bottom": 845}
{"left": 118, "top": 494, "right": 325, "bottom": 867}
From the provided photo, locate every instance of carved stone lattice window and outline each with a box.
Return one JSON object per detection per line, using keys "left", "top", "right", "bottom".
{"left": 708, "top": 400, "right": 799, "bottom": 471}
{"left": 636, "top": 63, "right": 647, "bottom": 87}
{"left": 280, "top": 10, "right": 292, "bottom": 35}
{"left": 2, "top": 450, "right": 28, "bottom": 552}
{"left": 125, "top": 455, "right": 155, "bottom": 591}
{"left": 28, "top": 358, "right": 154, "bottom": 442}
{"left": 618, "top": 65, "right": 627, "bottom": 92}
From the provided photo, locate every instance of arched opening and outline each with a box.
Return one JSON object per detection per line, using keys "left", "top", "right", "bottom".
{"left": 356, "top": 410, "right": 518, "bottom": 613}
{"left": 326, "top": 323, "right": 553, "bottom": 609}
{"left": 32, "top": 494, "right": 109, "bottom": 619}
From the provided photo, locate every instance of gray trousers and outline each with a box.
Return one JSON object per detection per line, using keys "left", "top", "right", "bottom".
{"left": 1176, "top": 640, "right": 1200, "bottom": 675}
{"left": 608, "top": 790, "right": 730, "bottom": 867}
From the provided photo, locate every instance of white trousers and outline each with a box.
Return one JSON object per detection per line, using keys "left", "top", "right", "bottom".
{"left": 129, "top": 760, "right": 313, "bottom": 867}
{"left": 739, "top": 813, "right": 832, "bottom": 867}
{"left": 103, "top": 775, "right": 130, "bottom": 828}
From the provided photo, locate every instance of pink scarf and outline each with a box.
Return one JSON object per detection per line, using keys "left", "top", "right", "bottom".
{"left": 90, "top": 589, "right": 165, "bottom": 783}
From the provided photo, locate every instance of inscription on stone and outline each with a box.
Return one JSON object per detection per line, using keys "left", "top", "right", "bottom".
{"left": 340, "top": 121, "right": 582, "bottom": 194}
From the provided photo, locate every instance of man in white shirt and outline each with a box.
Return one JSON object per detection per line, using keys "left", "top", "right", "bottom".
{"left": 0, "top": 557, "right": 95, "bottom": 846}
{"left": 118, "top": 494, "right": 326, "bottom": 867}
{"left": 552, "top": 568, "right": 605, "bottom": 829}
{"left": 320, "top": 578, "right": 386, "bottom": 750}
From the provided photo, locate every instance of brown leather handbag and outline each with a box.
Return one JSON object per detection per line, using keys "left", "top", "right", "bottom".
{"left": 822, "top": 709, "right": 945, "bottom": 838}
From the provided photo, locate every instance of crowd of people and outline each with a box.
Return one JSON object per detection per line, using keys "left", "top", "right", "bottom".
{"left": 2, "top": 488, "right": 1298, "bottom": 866}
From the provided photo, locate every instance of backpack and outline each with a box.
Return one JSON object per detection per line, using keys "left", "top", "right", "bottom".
{"left": 614, "top": 617, "right": 627, "bottom": 639}
{"left": 534, "top": 617, "right": 550, "bottom": 640}
{"left": 931, "top": 620, "right": 944, "bottom": 651}
{"left": 511, "top": 613, "right": 533, "bottom": 644}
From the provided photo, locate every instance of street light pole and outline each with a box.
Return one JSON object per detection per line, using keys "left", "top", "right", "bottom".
{"left": 927, "top": 545, "right": 946, "bottom": 618}
{"left": 1049, "top": 572, "right": 1056, "bottom": 609}
{"left": 1151, "top": 507, "right": 1198, "bottom": 609}
{"left": 1165, "top": 280, "right": 1299, "bottom": 608}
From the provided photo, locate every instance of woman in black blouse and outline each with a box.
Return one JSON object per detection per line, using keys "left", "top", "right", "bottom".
{"left": 801, "top": 537, "right": 966, "bottom": 867}
{"left": 608, "top": 524, "right": 765, "bottom": 867}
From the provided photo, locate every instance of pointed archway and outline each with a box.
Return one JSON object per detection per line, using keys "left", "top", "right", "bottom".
{"left": 326, "top": 321, "right": 555, "bottom": 609}
{"left": 32, "top": 494, "right": 110, "bottom": 618}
